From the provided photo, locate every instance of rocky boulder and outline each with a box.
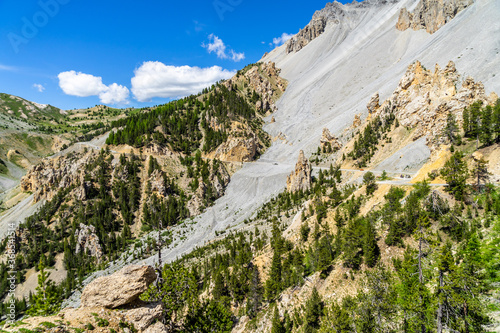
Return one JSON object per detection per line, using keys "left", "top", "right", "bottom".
{"left": 80, "top": 265, "right": 156, "bottom": 309}
{"left": 287, "top": 150, "right": 312, "bottom": 193}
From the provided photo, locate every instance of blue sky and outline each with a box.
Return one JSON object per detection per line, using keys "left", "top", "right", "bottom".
{"left": 0, "top": 0, "right": 349, "bottom": 110}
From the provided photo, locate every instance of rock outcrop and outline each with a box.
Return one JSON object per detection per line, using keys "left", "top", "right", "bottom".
{"left": 80, "top": 265, "right": 156, "bottom": 309}
{"left": 320, "top": 128, "right": 342, "bottom": 152}
{"left": 75, "top": 224, "right": 103, "bottom": 262}
{"left": 374, "top": 60, "right": 496, "bottom": 149}
{"left": 286, "top": 16, "right": 327, "bottom": 53}
{"left": 213, "top": 136, "right": 257, "bottom": 162}
{"left": 396, "top": 0, "right": 474, "bottom": 34}
{"left": 186, "top": 162, "right": 231, "bottom": 216}
{"left": 20, "top": 152, "right": 92, "bottom": 202}
{"left": 287, "top": 150, "right": 312, "bottom": 193}
{"left": 242, "top": 62, "right": 286, "bottom": 114}
{"left": 367, "top": 92, "right": 380, "bottom": 114}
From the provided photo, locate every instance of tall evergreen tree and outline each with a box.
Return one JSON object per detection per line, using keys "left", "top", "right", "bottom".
{"left": 441, "top": 151, "right": 468, "bottom": 200}
{"left": 271, "top": 305, "right": 286, "bottom": 333}
{"left": 363, "top": 220, "right": 380, "bottom": 268}
{"left": 444, "top": 112, "right": 459, "bottom": 145}
{"left": 304, "top": 287, "right": 324, "bottom": 333}
{"left": 480, "top": 105, "right": 493, "bottom": 146}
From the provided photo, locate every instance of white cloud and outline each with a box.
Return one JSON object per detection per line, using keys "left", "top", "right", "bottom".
{"left": 0, "top": 64, "right": 16, "bottom": 71}
{"left": 99, "top": 83, "right": 130, "bottom": 104}
{"left": 131, "top": 61, "right": 235, "bottom": 102}
{"left": 202, "top": 34, "right": 245, "bottom": 62}
{"left": 230, "top": 50, "right": 245, "bottom": 62}
{"left": 58, "top": 70, "right": 129, "bottom": 104}
{"left": 273, "top": 32, "right": 294, "bottom": 46}
{"left": 33, "top": 83, "right": 45, "bottom": 92}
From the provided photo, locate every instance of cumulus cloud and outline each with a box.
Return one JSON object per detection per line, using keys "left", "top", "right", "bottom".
{"left": 33, "top": 83, "right": 45, "bottom": 92}
{"left": 202, "top": 34, "right": 245, "bottom": 62}
{"left": 99, "top": 83, "right": 130, "bottom": 104}
{"left": 273, "top": 32, "right": 294, "bottom": 46}
{"left": 58, "top": 70, "right": 129, "bottom": 104}
{"left": 131, "top": 61, "right": 235, "bottom": 102}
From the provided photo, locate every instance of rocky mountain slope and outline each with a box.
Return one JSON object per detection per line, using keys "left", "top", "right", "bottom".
{"left": 1, "top": 0, "right": 500, "bottom": 331}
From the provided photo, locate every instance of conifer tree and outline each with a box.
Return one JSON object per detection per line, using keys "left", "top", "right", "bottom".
{"left": 266, "top": 249, "right": 282, "bottom": 301}
{"left": 441, "top": 151, "right": 468, "bottom": 200}
{"left": 480, "top": 105, "right": 493, "bottom": 146}
{"left": 27, "top": 260, "right": 59, "bottom": 316}
{"left": 304, "top": 287, "right": 323, "bottom": 333}
{"left": 444, "top": 112, "right": 459, "bottom": 144}
{"left": 271, "top": 305, "right": 286, "bottom": 333}
{"left": 363, "top": 220, "right": 380, "bottom": 268}
{"left": 246, "top": 266, "right": 263, "bottom": 319}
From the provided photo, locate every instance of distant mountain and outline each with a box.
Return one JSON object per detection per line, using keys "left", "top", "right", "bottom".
{"left": 0, "top": 93, "right": 66, "bottom": 131}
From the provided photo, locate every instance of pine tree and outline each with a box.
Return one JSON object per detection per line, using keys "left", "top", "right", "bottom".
{"left": 246, "top": 266, "right": 263, "bottom": 319}
{"left": 462, "top": 106, "right": 471, "bottom": 137}
{"left": 444, "top": 112, "right": 459, "bottom": 144}
{"left": 27, "top": 260, "right": 59, "bottom": 316}
{"left": 304, "top": 287, "right": 323, "bottom": 333}
{"left": 363, "top": 171, "right": 377, "bottom": 196}
{"left": 494, "top": 99, "right": 500, "bottom": 142}
{"left": 271, "top": 305, "right": 286, "bottom": 333}
{"left": 441, "top": 151, "right": 468, "bottom": 200}
{"left": 266, "top": 249, "right": 282, "bottom": 301}
{"left": 480, "top": 105, "right": 493, "bottom": 146}
{"left": 474, "top": 157, "right": 490, "bottom": 190}
{"left": 436, "top": 241, "right": 454, "bottom": 333}
{"left": 363, "top": 220, "right": 380, "bottom": 268}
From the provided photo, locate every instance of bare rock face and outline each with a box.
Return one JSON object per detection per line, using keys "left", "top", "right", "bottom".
{"left": 320, "top": 128, "right": 342, "bottom": 152}
{"left": 396, "top": 7, "right": 412, "bottom": 31}
{"left": 286, "top": 16, "right": 327, "bottom": 53}
{"left": 352, "top": 114, "right": 362, "bottom": 128}
{"left": 20, "top": 152, "right": 92, "bottom": 202}
{"left": 396, "top": 0, "right": 474, "bottom": 34}
{"left": 287, "top": 150, "right": 312, "bottom": 193}
{"left": 242, "top": 62, "right": 285, "bottom": 114}
{"left": 75, "top": 223, "right": 103, "bottom": 262}
{"left": 213, "top": 136, "right": 257, "bottom": 162}
{"left": 80, "top": 265, "right": 156, "bottom": 309}
{"left": 148, "top": 169, "right": 171, "bottom": 197}
{"left": 374, "top": 60, "right": 495, "bottom": 150}
{"left": 367, "top": 92, "right": 380, "bottom": 114}
{"left": 144, "top": 143, "right": 174, "bottom": 157}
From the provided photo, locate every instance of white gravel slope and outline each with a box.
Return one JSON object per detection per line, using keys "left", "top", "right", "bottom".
{"left": 24, "top": 0, "right": 500, "bottom": 306}
{"left": 143, "top": 0, "right": 500, "bottom": 265}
